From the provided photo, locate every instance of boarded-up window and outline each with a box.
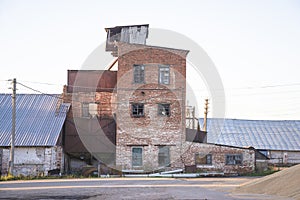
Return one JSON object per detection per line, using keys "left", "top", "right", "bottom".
{"left": 158, "top": 146, "right": 170, "bottom": 167}
{"left": 195, "top": 153, "right": 212, "bottom": 165}
{"left": 132, "top": 147, "right": 143, "bottom": 167}
{"left": 82, "top": 103, "right": 89, "bottom": 118}
{"left": 226, "top": 154, "right": 242, "bottom": 165}
{"left": 159, "top": 65, "right": 170, "bottom": 84}
{"left": 133, "top": 65, "right": 145, "bottom": 83}
{"left": 158, "top": 104, "right": 170, "bottom": 116}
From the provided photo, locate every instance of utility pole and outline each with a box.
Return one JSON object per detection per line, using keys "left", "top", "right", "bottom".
{"left": 8, "top": 78, "right": 16, "bottom": 176}
{"left": 203, "top": 99, "right": 209, "bottom": 132}
{"left": 192, "top": 106, "right": 195, "bottom": 130}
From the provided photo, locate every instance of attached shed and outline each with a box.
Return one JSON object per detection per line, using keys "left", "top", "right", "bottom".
{"left": 199, "top": 118, "right": 300, "bottom": 165}
{"left": 182, "top": 142, "right": 255, "bottom": 175}
{"left": 0, "top": 94, "right": 70, "bottom": 176}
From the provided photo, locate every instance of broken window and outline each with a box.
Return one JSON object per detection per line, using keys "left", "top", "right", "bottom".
{"left": 195, "top": 153, "right": 212, "bottom": 165}
{"left": 158, "top": 146, "right": 170, "bottom": 167}
{"left": 132, "top": 147, "right": 143, "bottom": 167}
{"left": 82, "top": 103, "right": 89, "bottom": 118}
{"left": 159, "top": 65, "right": 170, "bottom": 84}
{"left": 226, "top": 154, "right": 243, "bottom": 165}
{"left": 133, "top": 64, "right": 145, "bottom": 83}
{"left": 158, "top": 104, "right": 170, "bottom": 116}
{"left": 131, "top": 103, "right": 144, "bottom": 117}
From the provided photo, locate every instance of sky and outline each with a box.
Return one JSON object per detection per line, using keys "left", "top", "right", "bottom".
{"left": 0, "top": 0, "right": 300, "bottom": 120}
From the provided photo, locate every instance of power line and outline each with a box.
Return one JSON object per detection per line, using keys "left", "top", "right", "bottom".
{"left": 16, "top": 81, "right": 186, "bottom": 104}
{"left": 17, "top": 80, "right": 63, "bottom": 86}
{"left": 16, "top": 81, "right": 299, "bottom": 118}
{"left": 12, "top": 78, "right": 300, "bottom": 91}
{"left": 17, "top": 82, "right": 66, "bottom": 101}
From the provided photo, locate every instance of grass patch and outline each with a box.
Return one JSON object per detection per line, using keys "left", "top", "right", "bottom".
{"left": 0, "top": 174, "right": 90, "bottom": 181}
{"left": 244, "top": 167, "right": 280, "bottom": 177}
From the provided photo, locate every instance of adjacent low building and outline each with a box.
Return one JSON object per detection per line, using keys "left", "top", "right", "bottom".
{"left": 200, "top": 118, "right": 300, "bottom": 165}
{"left": 0, "top": 94, "right": 70, "bottom": 176}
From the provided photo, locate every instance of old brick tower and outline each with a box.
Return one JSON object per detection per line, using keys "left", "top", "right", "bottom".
{"left": 110, "top": 32, "right": 189, "bottom": 171}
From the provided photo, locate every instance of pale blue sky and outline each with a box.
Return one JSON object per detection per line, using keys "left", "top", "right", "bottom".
{"left": 0, "top": 0, "right": 300, "bottom": 120}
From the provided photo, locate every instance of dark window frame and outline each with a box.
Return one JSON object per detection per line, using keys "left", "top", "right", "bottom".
{"left": 132, "top": 147, "right": 143, "bottom": 167}
{"left": 131, "top": 103, "right": 144, "bottom": 117}
{"left": 225, "top": 154, "right": 243, "bottom": 165}
{"left": 158, "top": 103, "right": 170, "bottom": 116}
{"left": 133, "top": 64, "right": 145, "bottom": 84}
{"left": 159, "top": 65, "right": 170, "bottom": 84}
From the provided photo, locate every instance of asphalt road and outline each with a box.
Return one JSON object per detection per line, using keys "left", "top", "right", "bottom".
{"left": 0, "top": 177, "right": 292, "bottom": 200}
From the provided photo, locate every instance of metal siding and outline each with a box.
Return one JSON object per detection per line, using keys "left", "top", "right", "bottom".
{"left": 199, "top": 118, "right": 300, "bottom": 151}
{"left": 0, "top": 94, "right": 70, "bottom": 147}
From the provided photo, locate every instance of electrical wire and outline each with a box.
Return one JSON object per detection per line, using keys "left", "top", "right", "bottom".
{"left": 17, "top": 82, "right": 66, "bottom": 101}
{"left": 17, "top": 80, "right": 63, "bottom": 86}
{"left": 16, "top": 81, "right": 186, "bottom": 104}
{"left": 14, "top": 81, "right": 300, "bottom": 118}
{"left": 12, "top": 78, "right": 300, "bottom": 91}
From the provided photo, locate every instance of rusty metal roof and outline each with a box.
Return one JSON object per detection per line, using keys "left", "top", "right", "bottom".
{"left": 0, "top": 94, "right": 70, "bottom": 147}
{"left": 104, "top": 24, "right": 149, "bottom": 32}
{"left": 67, "top": 70, "right": 117, "bottom": 93}
{"left": 199, "top": 118, "right": 300, "bottom": 151}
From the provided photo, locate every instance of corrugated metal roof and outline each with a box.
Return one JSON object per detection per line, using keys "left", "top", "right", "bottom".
{"left": 0, "top": 94, "right": 70, "bottom": 147}
{"left": 199, "top": 118, "right": 300, "bottom": 151}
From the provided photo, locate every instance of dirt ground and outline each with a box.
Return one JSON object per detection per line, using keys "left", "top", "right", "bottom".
{"left": 234, "top": 164, "right": 300, "bottom": 200}
{"left": 0, "top": 176, "right": 294, "bottom": 200}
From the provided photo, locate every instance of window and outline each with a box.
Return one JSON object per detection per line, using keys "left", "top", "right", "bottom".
{"left": 226, "top": 154, "right": 243, "bottom": 165}
{"left": 133, "top": 64, "right": 145, "bottom": 83}
{"left": 195, "top": 153, "right": 212, "bottom": 165}
{"left": 158, "top": 104, "right": 170, "bottom": 116}
{"left": 82, "top": 103, "right": 89, "bottom": 118}
{"left": 131, "top": 103, "right": 144, "bottom": 117}
{"left": 159, "top": 65, "right": 170, "bottom": 84}
{"left": 132, "top": 147, "right": 143, "bottom": 167}
{"left": 89, "top": 103, "right": 98, "bottom": 117}
{"left": 158, "top": 146, "right": 170, "bottom": 167}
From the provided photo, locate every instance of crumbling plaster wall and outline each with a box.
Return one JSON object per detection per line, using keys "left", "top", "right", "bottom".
{"left": 0, "top": 146, "right": 63, "bottom": 176}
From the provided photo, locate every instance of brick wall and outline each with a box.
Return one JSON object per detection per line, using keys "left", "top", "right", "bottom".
{"left": 182, "top": 142, "right": 255, "bottom": 175}
{"left": 63, "top": 91, "right": 116, "bottom": 118}
{"left": 63, "top": 71, "right": 117, "bottom": 171}
{"left": 116, "top": 44, "right": 188, "bottom": 171}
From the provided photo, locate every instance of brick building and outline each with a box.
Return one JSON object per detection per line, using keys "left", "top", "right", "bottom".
{"left": 115, "top": 43, "right": 189, "bottom": 171}
{"left": 63, "top": 70, "right": 117, "bottom": 173}
{"left": 0, "top": 24, "right": 257, "bottom": 177}
{"left": 62, "top": 24, "right": 256, "bottom": 175}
